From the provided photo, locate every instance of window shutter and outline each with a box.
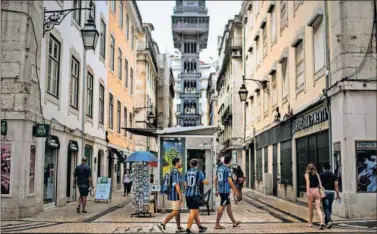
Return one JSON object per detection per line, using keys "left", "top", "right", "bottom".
{"left": 280, "top": 140, "right": 292, "bottom": 184}
{"left": 264, "top": 147, "right": 268, "bottom": 173}
{"left": 256, "top": 149, "right": 263, "bottom": 181}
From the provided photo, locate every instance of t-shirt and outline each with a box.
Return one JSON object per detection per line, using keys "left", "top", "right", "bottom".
{"left": 216, "top": 164, "right": 232, "bottom": 194}
{"left": 185, "top": 168, "right": 205, "bottom": 197}
{"left": 168, "top": 168, "right": 181, "bottom": 201}
{"left": 320, "top": 171, "right": 338, "bottom": 191}
{"left": 74, "top": 164, "right": 91, "bottom": 186}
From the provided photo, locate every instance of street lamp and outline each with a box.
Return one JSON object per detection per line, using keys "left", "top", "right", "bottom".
{"left": 80, "top": 14, "right": 99, "bottom": 50}
{"left": 238, "top": 84, "right": 248, "bottom": 102}
{"left": 147, "top": 112, "right": 155, "bottom": 124}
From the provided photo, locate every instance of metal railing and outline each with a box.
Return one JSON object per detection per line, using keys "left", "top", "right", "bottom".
{"left": 172, "top": 22, "right": 209, "bottom": 31}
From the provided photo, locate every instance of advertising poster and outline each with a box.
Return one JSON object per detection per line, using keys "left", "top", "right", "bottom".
{"left": 160, "top": 138, "right": 186, "bottom": 180}
{"left": 1, "top": 143, "right": 12, "bottom": 195}
{"left": 356, "top": 141, "right": 377, "bottom": 192}
{"left": 29, "top": 145, "right": 36, "bottom": 194}
{"left": 95, "top": 177, "right": 112, "bottom": 201}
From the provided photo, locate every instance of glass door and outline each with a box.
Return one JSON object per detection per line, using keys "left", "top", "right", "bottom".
{"left": 44, "top": 149, "right": 57, "bottom": 206}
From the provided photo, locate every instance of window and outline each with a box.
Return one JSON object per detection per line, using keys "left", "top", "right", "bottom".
{"left": 117, "top": 101, "right": 121, "bottom": 133}
{"left": 130, "top": 68, "right": 134, "bottom": 94}
{"left": 109, "top": 94, "right": 114, "bottom": 129}
{"left": 271, "top": 7, "right": 277, "bottom": 44}
{"left": 295, "top": 41, "right": 305, "bottom": 90}
{"left": 99, "top": 84, "right": 104, "bottom": 124}
{"left": 47, "top": 35, "right": 61, "bottom": 97}
{"left": 280, "top": 1, "right": 288, "bottom": 31}
{"left": 313, "top": 18, "right": 325, "bottom": 74}
{"left": 263, "top": 90, "right": 269, "bottom": 115}
{"left": 118, "top": 48, "right": 122, "bottom": 79}
{"left": 73, "top": 0, "right": 81, "bottom": 24}
{"left": 100, "top": 19, "right": 106, "bottom": 59}
{"left": 119, "top": 1, "right": 123, "bottom": 28}
{"left": 111, "top": 0, "right": 116, "bottom": 13}
{"left": 255, "top": 1, "right": 260, "bottom": 15}
{"left": 125, "top": 59, "right": 129, "bottom": 88}
{"left": 281, "top": 58, "right": 289, "bottom": 99}
{"left": 271, "top": 73, "right": 277, "bottom": 106}
{"left": 86, "top": 73, "right": 93, "bottom": 118}
{"left": 294, "top": 0, "right": 302, "bottom": 10}
{"left": 70, "top": 57, "right": 79, "bottom": 109}
{"left": 250, "top": 99, "right": 254, "bottom": 124}
{"left": 131, "top": 27, "right": 134, "bottom": 50}
{"left": 86, "top": 2, "right": 96, "bottom": 22}
{"left": 129, "top": 113, "right": 132, "bottom": 139}
{"left": 256, "top": 91, "right": 261, "bottom": 119}
{"left": 126, "top": 14, "right": 129, "bottom": 39}
{"left": 256, "top": 38, "right": 261, "bottom": 65}
{"left": 263, "top": 25, "right": 268, "bottom": 57}
{"left": 123, "top": 107, "right": 127, "bottom": 136}
{"left": 110, "top": 36, "right": 115, "bottom": 70}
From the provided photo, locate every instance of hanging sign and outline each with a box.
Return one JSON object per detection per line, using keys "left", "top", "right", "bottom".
{"left": 95, "top": 177, "right": 112, "bottom": 201}
{"left": 33, "top": 124, "right": 50, "bottom": 137}
{"left": 45, "top": 135, "right": 60, "bottom": 149}
{"left": 68, "top": 140, "right": 79, "bottom": 152}
{"left": 1, "top": 120, "right": 7, "bottom": 135}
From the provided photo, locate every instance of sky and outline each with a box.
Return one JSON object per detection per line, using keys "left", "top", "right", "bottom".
{"left": 137, "top": 0, "right": 242, "bottom": 61}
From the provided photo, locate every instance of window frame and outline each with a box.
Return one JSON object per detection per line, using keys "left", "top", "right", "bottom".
{"left": 86, "top": 72, "right": 94, "bottom": 118}
{"left": 312, "top": 17, "right": 325, "bottom": 76}
{"left": 47, "top": 35, "right": 61, "bottom": 98}
{"left": 125, "top": 59, "right": 129, "bottom": 88}
{"left": 281, "top": 57, "right": 289, "bottom": 100}
{"left": 295, "top": 40, "right": 305, "bottom": 92}
{"left": 280, "top": 0, "right": 288, "bottom": 32}
{"left": 270, "top": 6, "right": 277, "bottom": 45}
{"left": 123, "top": 107, "right": 128, "bottom": 136}
{"left": 131, "top": 26, "right": 135, "bottom": 50}
{"left": 118, "top": 48, "right": 122, "bottom": 80}
{"left": 109, "top": 93, "right": 114, "bottom": 129}
{"left": 119, "top": 1, "right": 123, "bottom": 28}
{"left": 117, "top": 101, "right": 121, "bottom": 133}
{"left": 126, "top": 14, "right": 129, "bottom": 39}
{"left": 129, "top": 113, "right": 132, "bottom": 139}
{"left": 99, "top": 84, "right": 105, "bottom": 124}
{"left": 73, "top": 0, "right": 81, "bottom": 25}
{"left": 70, "top": 56, "right": 80, "bottom": 109}
{"left": 130, "top": 68, "right": 134, "bottom": 94}
{"left": 100, "top": 19, "right": 106, "bottom": 60}
{"left": 110, "top": 35, "right": 115, "bottom": 71}
{"left": 111, "top": 0, "right": 116, "bottom": 13}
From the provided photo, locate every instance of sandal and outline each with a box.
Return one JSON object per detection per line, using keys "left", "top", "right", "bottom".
{"left": 214, "top": 225, "right": 225, "bottom": 229}
{"left": 76, "top": 206, "right": 80, "bottom": 213}
{"left": 233, "top": 221, "right": 241, "bottom": 227}
{"left": 307, "top": 223, "right": 313, "bottom": 227}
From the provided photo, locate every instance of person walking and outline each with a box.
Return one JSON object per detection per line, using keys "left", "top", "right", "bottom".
{"left": 158, "top": 157, "right": 185, "bottom": 233}
{"left": 305, "top": 163, "right": 325, "bottom": 229}
{"left": 184, "top": 159, "right": 209, "bottom": 234}
{"left": 123, "top": 172, "right": 132, "bottom": 196}
{"left": 320, "top": 163, "right": 340, "bottom": 229}
{"left": 73, "top": 157, "right": 92, "bottom": 214}
{"left": 214, "top": 155, "right": 241, "bottom": 230}
{"left": 234, "top": 166, "right": 244, "bottom": 203}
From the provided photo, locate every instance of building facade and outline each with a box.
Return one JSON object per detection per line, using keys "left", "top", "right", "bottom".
{"left": 106, "top": 0, "right": 142, "bottom": 191}
{"left": 239, "top": 0, "right": 376, "bottom": 218}
{"left": 216, "top": 16, "right": 245, "bottom": 166}
{"left": 134, "top": 23, "right": 159, "bottom": 153}
{"left": 171, "top": 0, "right": 209, "bottom": 127}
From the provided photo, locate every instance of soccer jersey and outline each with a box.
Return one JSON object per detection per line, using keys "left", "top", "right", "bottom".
{"left": 216, "top": 164, "right": 232, "bottom": 194}
{"left": 184, "top": 168, "right": 205, "bottom": 197}
{"left": 168, "top": 168, "right": 181, "bottom": 201}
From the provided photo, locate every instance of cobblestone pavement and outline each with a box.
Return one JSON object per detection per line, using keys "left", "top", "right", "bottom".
{"left": 1, "top": 190, "right": 376, "bottom": 233}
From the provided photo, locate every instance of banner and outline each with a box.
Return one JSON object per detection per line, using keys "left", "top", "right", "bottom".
{"left": 160, "top": 138, "right": 186, "bottom": 181}
{"left": 29, "top": 145, "right": 36, "bottom": 194}
{"left": 1, "top": 143, "right": 12, "bottom": 195}
{"left": 356, "top": 141, "right": 377, "bottom": 192}
{"left": 95, "top": 177, "right": 112, "bottom": 200}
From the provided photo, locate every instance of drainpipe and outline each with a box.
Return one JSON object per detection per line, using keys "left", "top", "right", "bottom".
{"left": 81, "top": 48, "right": 87, "bottom": 162}
{"left": 324, "top": 0, "right": 333, "bottom": 171}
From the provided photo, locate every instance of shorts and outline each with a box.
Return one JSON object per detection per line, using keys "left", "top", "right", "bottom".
{"left": 171, "top": 200, "right": 181, "bottom": 211}
{"left": 219, "top": 193, "right": 230, "bottom": 206}
{"left": 306, "top": 188, "right": 321, "bottom": 200}
{"left": 78, "top": 185, "right": 89, "bottom": 197}
{"left": 186, "top": 196, "right": 201, "bottom": 210}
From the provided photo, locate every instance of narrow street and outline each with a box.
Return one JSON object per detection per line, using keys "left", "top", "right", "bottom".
{"left": 2, "top": 190, "right": 376, "bottom": 233}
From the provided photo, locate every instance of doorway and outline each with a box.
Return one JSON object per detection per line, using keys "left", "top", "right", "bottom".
{"left": 98, "top": 150, "right": 104, "bottom": 178}
{"left": 249, "top": 145, "right": 255, "bottom": 189}
{"left": 187, "top": 149, "right": 206, "bottom": 195}
{"left": 245, "top": 149, "right": 250, "bottom": 188}
{"left": 66, "top": 151, "right": 77, "bottom": 202}
{"left": 44, "top": 148, "right": 57, "bottom": 206}
{"left": 272, "top": 144, "right": 278, "bottom": 196}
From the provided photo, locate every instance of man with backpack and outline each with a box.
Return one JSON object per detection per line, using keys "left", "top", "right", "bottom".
{"left": 158, "top": 157, "right": 185, "bottom": 233}
{"left": 214, "top": 155, "right": 241, "bottom": 229}
{"left": 184, "top": 159, "right": 209, "bottom": 234}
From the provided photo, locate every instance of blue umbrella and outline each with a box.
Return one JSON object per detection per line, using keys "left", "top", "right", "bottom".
{"left": 126, "top": 151, "right": 157, "bottom": 162}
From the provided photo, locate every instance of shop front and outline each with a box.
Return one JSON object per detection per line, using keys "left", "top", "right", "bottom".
{"left": 66, "top": 140, "right": 78, "bottom": 202}
{"left": 44, "top": 135, "right": 60, "bottom": 207}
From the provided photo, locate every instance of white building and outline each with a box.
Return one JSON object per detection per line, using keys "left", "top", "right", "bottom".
{"left": 170, "top": 50, "right": 217, "bottom": 126}
{"left": 39, "top": 0, "right": 108, "bottom": 208}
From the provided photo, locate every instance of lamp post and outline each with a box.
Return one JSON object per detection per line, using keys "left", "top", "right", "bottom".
{"left": 43, "top": 2, "right": 99, "bottom": 162}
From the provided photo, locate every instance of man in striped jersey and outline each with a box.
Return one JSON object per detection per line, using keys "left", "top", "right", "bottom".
{"left": 184, "top": 159, "right": 209, "bottom": 234}
{"left": 158, "top": 157, "right": 185, "bottom": 233}
{"left": 214, "top": 155, "right": 241, "bottom": 229}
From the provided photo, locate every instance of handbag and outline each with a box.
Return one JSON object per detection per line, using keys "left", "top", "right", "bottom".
{"left": 316, "top": 173, "right": 326, "bottom": 198}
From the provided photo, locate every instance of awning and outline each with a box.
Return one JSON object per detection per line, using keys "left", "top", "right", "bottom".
{"left": 46, "top": 135, "right": 60, "bottom": 149}
{"left": 68, "top": 140, "right": 79, "bottom": 152}
{"left": 108, "top": 147, "right": 124, "bottom": 162}
{"left": 122, "top": 127, "right": 158, "bottom": 137}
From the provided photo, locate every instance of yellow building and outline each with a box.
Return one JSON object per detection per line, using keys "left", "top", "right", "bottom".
{"left": 106, "top": 0, "right": 143, "bottom": 191}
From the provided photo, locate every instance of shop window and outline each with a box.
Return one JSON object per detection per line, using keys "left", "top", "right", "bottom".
{"left": 280, "top": 140, "right": 292, "bottom": 184}
{"left": 264, "top": 147, "right": 268, "bottom": 173}
{"left": 256, "top": 149, "right": 263, "bottom": 181}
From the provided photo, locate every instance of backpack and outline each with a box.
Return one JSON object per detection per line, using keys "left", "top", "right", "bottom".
{"left": 161, "top": 171, "right": 172, "bottom": 195}
{"left": 237, "top": 176, "right": 245, "bottom": 184}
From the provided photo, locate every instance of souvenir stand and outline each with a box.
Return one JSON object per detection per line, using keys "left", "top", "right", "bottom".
{"left": 126, "top": 151, "right": 157, "bottom": 217}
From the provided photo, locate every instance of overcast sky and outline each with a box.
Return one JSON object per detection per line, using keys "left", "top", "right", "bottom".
{"left": 137, "top": 1, "right": 242, "bottom": 60}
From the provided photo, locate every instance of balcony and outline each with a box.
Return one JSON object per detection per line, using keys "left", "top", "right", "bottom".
{"left": 179, "top": 113, "right": 200, "bottom": 119}
{"left": 231, "top": 36, "right": 242, "bottom": 48}
{"left": 179, "top": 73, "right": 201, "bottom": 79}
{"left": 180, "top": 92, "right": 200, "bottom": 98}
{"left": 174, "top": 6, "right": 208, "bottom": 14}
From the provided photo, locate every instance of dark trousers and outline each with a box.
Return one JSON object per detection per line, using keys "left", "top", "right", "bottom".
{"left": 124, "top": 182, "right": 132, "bottom": 195}
{"left": 322, "top": 191, "right": 335, "bottom": 224}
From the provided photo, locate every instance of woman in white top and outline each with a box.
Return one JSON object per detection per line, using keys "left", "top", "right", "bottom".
{"left": 123, "top": 172, "right": 132, "bottom": 196}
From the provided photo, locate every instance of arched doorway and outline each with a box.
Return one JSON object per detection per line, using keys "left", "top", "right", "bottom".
{"left": 98, "top": 149, "right": 104, "bottom": 178}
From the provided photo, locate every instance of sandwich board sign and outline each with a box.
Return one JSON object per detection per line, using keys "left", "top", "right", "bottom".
{"left": 95, "top": 177, "right": 112, "bottom": 203}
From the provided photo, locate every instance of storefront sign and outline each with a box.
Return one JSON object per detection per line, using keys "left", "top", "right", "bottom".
{"left": 1, "top": 120, "right": 7, "bottom": 136}
{"left": 1, "top": 143, "right": 12, "bottom": 195}
{"left": 29, "top": 145, "right": 36, "bottom": 194}
{"left": 292, "top": 106, "right": 328, "bottom": 133}
{"left": 68, "top": 141, "right": 79, "bottom": 152}
{"left": 46, "top": 135, "right": 60, "bottom": 149}
{"left": 33, "top": 124, "right": 50, "bottom": 138}
{"left": 160, "top": 138, "right": 186, "bottom": 181}
{"left": 95, "top": 177, "right": 112, "bottom": 201}
{"left": 356, "top": 141, "right": 377, "bottom": 193}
